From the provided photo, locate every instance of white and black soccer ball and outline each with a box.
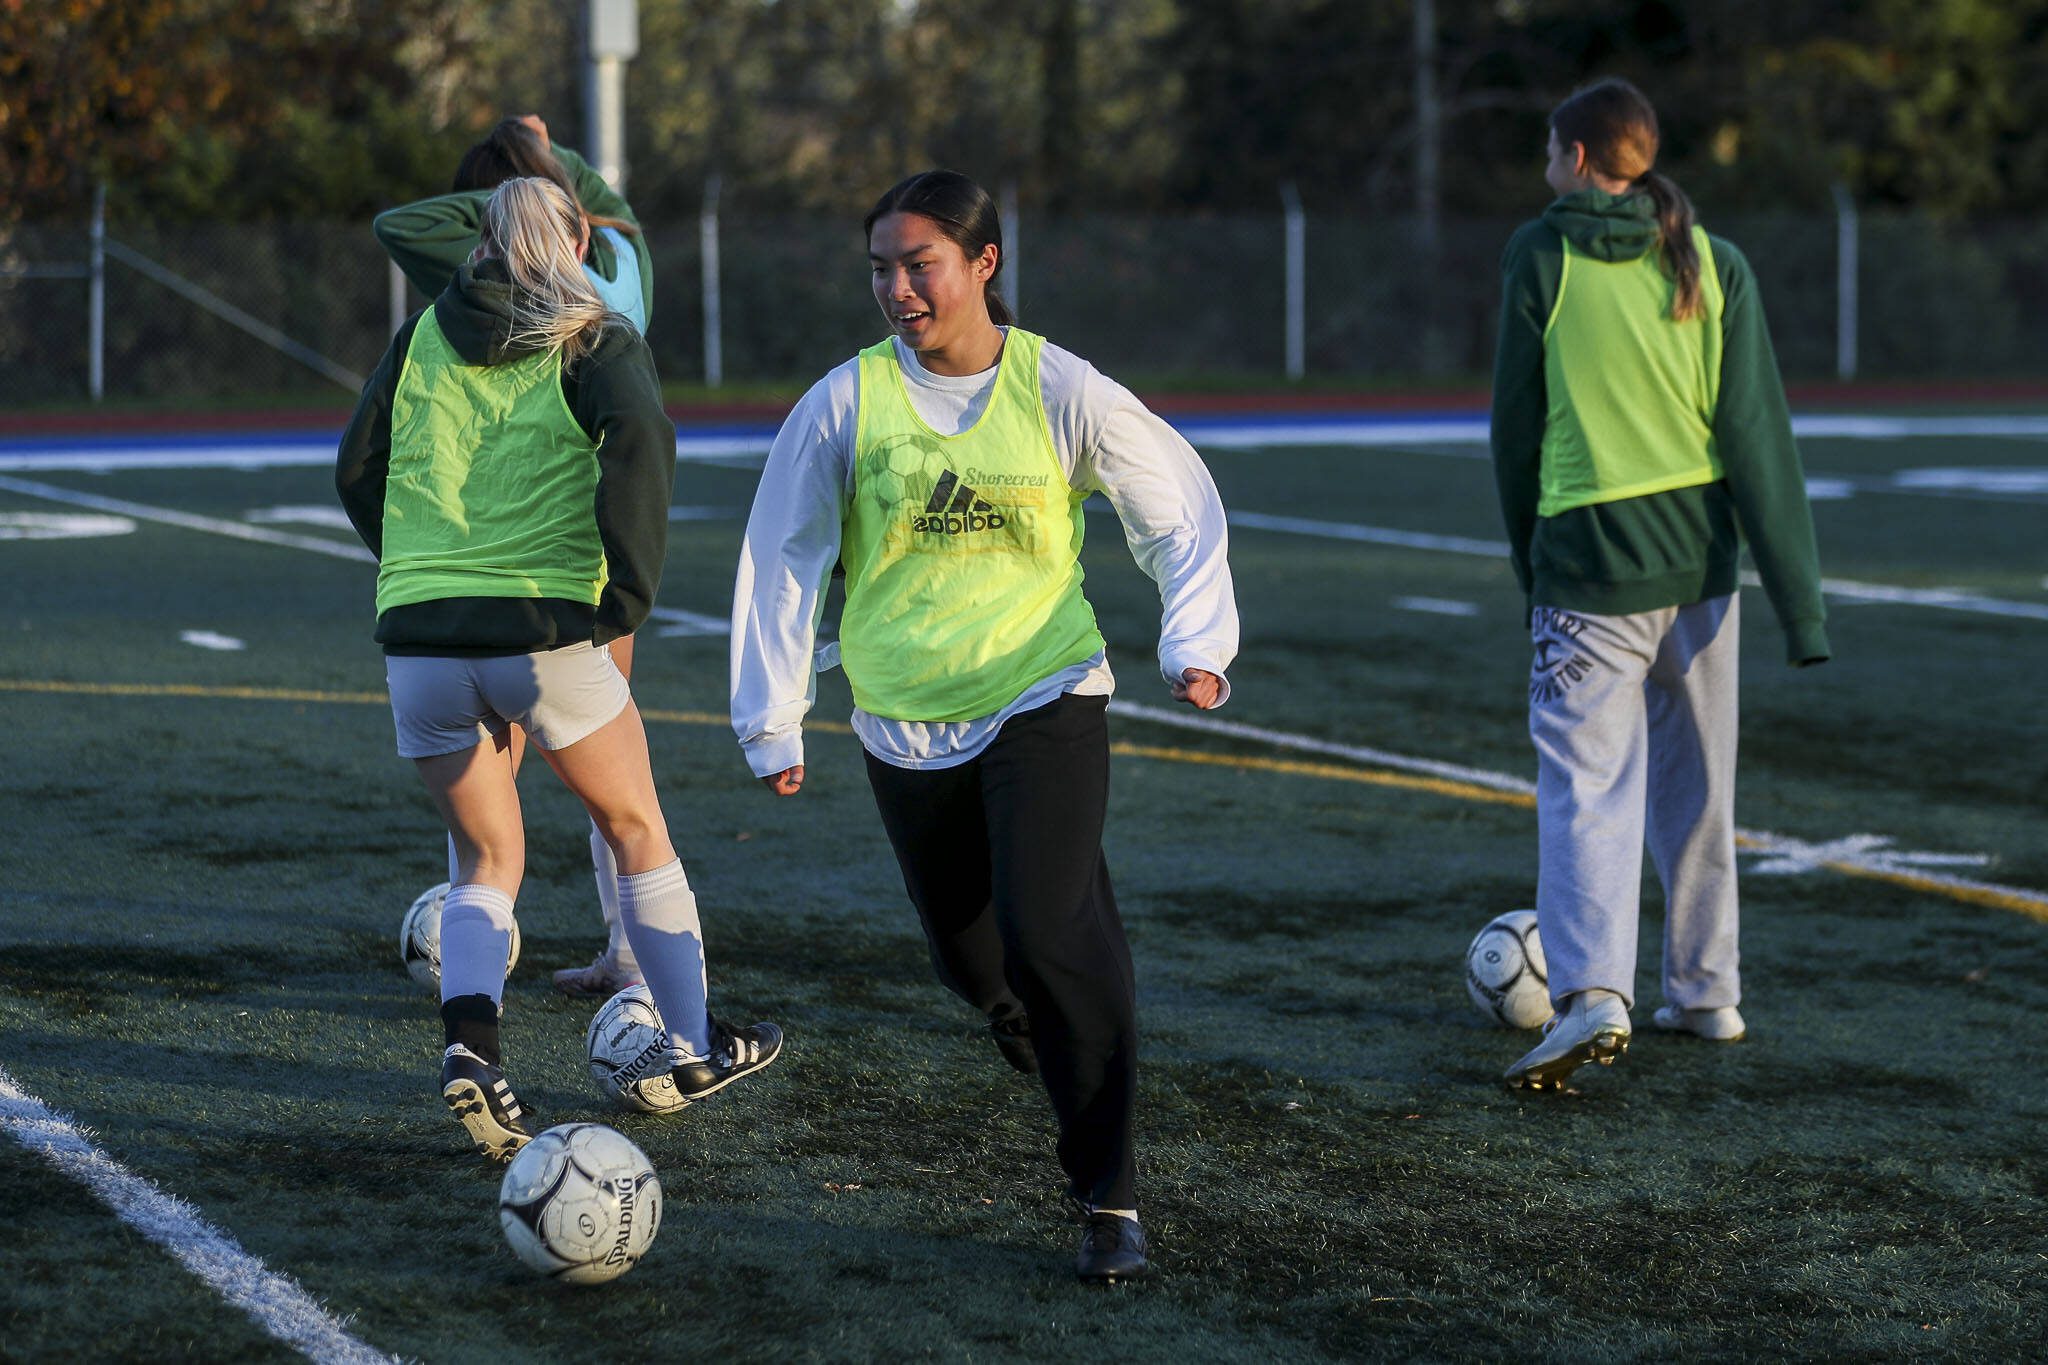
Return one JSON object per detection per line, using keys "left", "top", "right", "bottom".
{"left": 586, "top": 985, "right": 685, "bottom": 1113}
{"left": 1464, "top": 909, "right": 1554, "bottom": 1029}
{"left": 499, "top": 1123, "right": 662, "bottom": 1285}
{"left": 398, "top": 882, "right": 521, "bottom": 990}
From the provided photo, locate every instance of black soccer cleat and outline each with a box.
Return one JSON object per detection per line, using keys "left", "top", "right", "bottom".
{"left": 990, "top": 1013, "right": 1038, "bottom": 1076}
{"left": 440, "top": 1044, "right": 532, "bottom": 1165}
{"left": 1075, "top": 1210, "right": 1151, "bottom": 1284}
{"left": 668, "top": 1018, "right": 783, "bottom": 1104}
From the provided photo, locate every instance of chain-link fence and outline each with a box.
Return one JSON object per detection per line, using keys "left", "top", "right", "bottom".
{"left": 6, "top": 210, "right": 2048, "bottom": 407}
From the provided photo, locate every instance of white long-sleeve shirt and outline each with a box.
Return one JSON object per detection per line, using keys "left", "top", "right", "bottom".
{"left": 730, "top": 331, "right": 1239, "bottom": 774}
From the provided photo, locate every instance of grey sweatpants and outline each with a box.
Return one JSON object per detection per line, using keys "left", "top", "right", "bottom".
{"left": 1528, "top": 594, "right": 1741, "bottom": 1011}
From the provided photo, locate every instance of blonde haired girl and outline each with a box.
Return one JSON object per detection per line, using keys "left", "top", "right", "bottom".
{"left": 376, "top": 116, "right": 658, "bottom": 1001}
{"left": 338, "top": 177, "right": 780, "bottom": 1164}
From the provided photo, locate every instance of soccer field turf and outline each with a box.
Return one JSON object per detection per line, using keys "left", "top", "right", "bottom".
{"left": 2, "top": 428, "right": 2045, "bottom": 1360}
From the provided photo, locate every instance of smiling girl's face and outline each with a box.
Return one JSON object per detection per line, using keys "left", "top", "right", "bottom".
{"left": 868, "top": 210, "right": 1002, "bottom": 374}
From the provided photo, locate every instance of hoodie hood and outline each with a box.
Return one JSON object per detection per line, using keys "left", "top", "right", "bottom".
{"left": 1542, "top": 188, "right": 1661, "bottom": 262}
{"left": 432, "top": 259, "right": 544, "bottom": 365}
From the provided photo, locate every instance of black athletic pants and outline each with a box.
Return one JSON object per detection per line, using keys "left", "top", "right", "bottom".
{"left": 863, "top": 691, "right": 1138, "bottom": 1210}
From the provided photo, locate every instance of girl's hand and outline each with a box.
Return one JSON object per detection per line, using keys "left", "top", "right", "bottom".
{"left": 1170, "top": 668, "right": 1223, "bottom": 710}
{"left": 763, "top": 765, "right": 805, "bottom": 796}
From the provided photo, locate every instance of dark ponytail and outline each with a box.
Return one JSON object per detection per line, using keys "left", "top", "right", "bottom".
{"left": 1637, "top": 169, "right": 1702, "bottom": 322}
{"left": 1551, "top": 79, "right": 1702, "bottom": 322}
{"left": 453, "top": 118, "right": 638, "bottom": 238}
{"left": 863, "top": 170, "right": 1012, "bottom": 326}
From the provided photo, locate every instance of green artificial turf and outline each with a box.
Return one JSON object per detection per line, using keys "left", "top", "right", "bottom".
{"left": 2, "top": 435, "right": 2044, "bottom": 1360}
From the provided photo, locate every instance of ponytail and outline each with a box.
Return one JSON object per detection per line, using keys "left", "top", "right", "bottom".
{"left": 1638, "top": 170, "right": 1702, "bottom": 323}
{"left": 476, "top": 178, "right": 617, "bottom": 365}
{"left": 1552, "top": 79, "right": 1703, "bottom": 322}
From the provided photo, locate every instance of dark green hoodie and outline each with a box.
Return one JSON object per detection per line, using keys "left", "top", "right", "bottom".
{"left": 335, "top": 258, "right": 675, "bottom": 654}
{"left": 1490, "top": 189, "right": 1829, "bottom": 665}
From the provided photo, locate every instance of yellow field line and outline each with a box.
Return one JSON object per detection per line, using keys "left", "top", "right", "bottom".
{"left": 1814, "top": 860, "right": 2048, "bottom": 924}
{"left": 0, "top": 678, "right": 388, "bottom": 705}
{"left": 7, "top": 676, "right": 2045, "bottom": 923}
{"left": 639, "top": 705, "right": 854, "bottom": 737}
{"left": 1108, "top": 740, "right": 1536, "bottom": 808}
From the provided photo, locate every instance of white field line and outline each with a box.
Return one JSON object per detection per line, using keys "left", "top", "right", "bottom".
{"left": 1216, "top": 507, "right": 2048, "bottom": 623}
{"left": 1110, "top": 701, "right": 2048, "bottom": 919}
{"left": 16, "top": 469, "right": 2032, "bottom": 626}
{"left": 0, "top": 475, "right": 375, "bottom": 564}
{"left": 1812, "top": 576, "right": 2048, "bottom": 621}
{"left": 1224, "top": 508, "right": 1507, "bottom": 556}
{"left": 1392, "top": 596, "right": 1481, "bottom": 617}
{"left": 2, "top": 472, "right": 2041, "bottom": 915}
{"left": 1110, "top": 700, "right": 1535, "bottom": 794}
{"left": 1180, "top": 412, "right": 2048, "bottom": 452}
{"left": 0, "top": 435, "right": 763, "bottom": 471}
{"left": 0, "top": 1063, "right": 396, "bottom": 1365}
{"left": 3, "top": 411, "right": 2046, "bottom": 473}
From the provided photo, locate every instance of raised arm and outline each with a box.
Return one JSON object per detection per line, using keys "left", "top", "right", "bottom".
{"left": 372, "top": 193, "right": 491, "bottom": 301}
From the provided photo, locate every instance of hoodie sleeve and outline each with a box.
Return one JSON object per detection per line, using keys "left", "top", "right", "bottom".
{"left": 1488, "top": 220, "right": 1561, "bottom": 596}
{"left": 334, "top": 314, "right": 422, "bottom": 558}
{"left": 566, "top": 327, "right": 676, "bottom": 642}
{"left": 1709, "top": 236, "right": 1830, "bottom": 666}
{"left": 372, "top": 193, "right": 490, "bottom": 301}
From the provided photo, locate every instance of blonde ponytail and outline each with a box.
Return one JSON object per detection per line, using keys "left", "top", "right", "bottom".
{"left": 475, "top": 177, "right": 617, "bottom": 364}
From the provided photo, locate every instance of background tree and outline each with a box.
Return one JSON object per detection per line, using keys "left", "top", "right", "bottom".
{"left": 10, "top": 0, "right": 2048, "bottom": 226}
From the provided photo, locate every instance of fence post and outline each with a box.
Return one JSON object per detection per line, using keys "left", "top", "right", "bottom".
{"left": 701, "top": 174, "right": 723, "bottom": 388}
{"left": 89, "top": 183, "right": 106, "bottom": 401}
{"left": 999, "top": 181, "right": 1020, "bottom": 319}
{"left": 1281, "top": 181, "right": 1305, "bottom": 380}
{"left": 1832, "top": 181, "right": 1858, "bottom": 382}
{"left": 584, "top": 0, "right": 638, "bottom": 190}
{"left": 388, "top": 260, "right": 408, "bottom": 336}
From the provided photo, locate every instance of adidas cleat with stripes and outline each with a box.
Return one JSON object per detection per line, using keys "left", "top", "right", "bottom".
{"left": 440, "top": 1044, "right": 532, "bottom": 1164}
{"left": 668, "top": 1018, "right": 783, "bottom": 1105}
{"left": 1504, "top": 991, "right": 1631, "bottom": 1093}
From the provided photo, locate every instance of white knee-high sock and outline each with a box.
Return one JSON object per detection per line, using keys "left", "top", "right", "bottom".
{"left": 440, "top": 882, "right": 517, "bottom": 1005}
{"left": 614, "top": 860, "right": 713, "bottom": 1059}
{"left": 589, "top": 819, "right": 638, "bottom": 973}
{"left": 445, "top": 832, "right": 461, "bottom": 885}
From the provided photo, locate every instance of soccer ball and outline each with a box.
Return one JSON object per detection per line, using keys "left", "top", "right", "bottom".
{"left": 587, "top": 984, "right": 686, "bottom": 1113}
{"left": 499, "top": 1123, "right": 662, "bottom": 1284}
{"left": 398, "top": 882, "right": 521, "bottom": 990}
{"left": 1465, "top": 910, "right": 1553, "bottom": 1029}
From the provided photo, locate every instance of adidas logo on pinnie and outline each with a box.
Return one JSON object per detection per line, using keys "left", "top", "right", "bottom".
{"left": 913, "top": 469, "right": 1007, "bottom": 535}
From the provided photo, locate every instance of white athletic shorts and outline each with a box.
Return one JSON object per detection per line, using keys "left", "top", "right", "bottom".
{"left": 386, "top": 641, "right": 631, "bottom": 759}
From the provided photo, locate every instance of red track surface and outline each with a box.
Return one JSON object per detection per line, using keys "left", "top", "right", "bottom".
{"left": 5, "top": 378, "right": 2046, "bottom": 438}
